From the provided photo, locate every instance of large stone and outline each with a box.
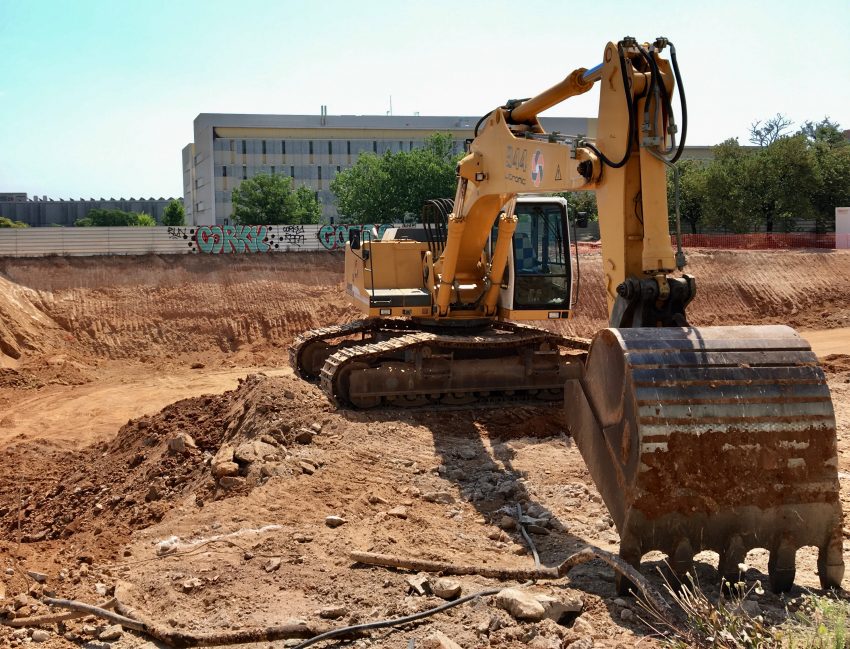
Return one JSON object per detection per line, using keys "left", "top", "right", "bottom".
{"left": 494, "top": 588, "right": 546, "bottom": 621}
{"left": 212, "top": 444, "right": 238, "bottom": 477}
{"left": 31, "top": 629, "right": 51, "bottom": 642}
{"left": 430, "top": 577, "right": 462, "bottom": 599}
{"left": 168, "top": 432, "right": 196, "bottom": 454}
{"left": 213, "top": 461, "right": 240, "bottom": 478}
{"left": 535, "top": 592, "right": 583, "bottom": 621}
{"left": 234, "top": 441, "right": 279, "bottom": 464}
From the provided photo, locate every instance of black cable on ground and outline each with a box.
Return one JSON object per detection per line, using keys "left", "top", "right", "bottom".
{"left": 290, "top": 586, "right": 503, "bottom": 649}
{"left": 515, "top": 503, "right": 541, "bottom": 572}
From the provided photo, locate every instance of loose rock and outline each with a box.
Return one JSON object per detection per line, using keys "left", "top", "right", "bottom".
{"left": 26, "top": 570, "right": 47, "bottom": 584}
{"left": 219, "top": 476, "right": 246, "bottom": 489}
{"left": 263, "top": 558, "right": 282, "bottom": 573}
{"left": 494, "top": 588, "right": 546, "bottom": 621}
{"left": 325, "top": 516, "right": 347, "bottom": 528}
{"left": 430, "top": 577, "right": 462, "bottom": 599}
{"left": 99, "top": 625, "right": 124, "bottom": 641}
{"left": 387, "top": 506, "right": 408, "bottom": 519}
{"left": 318, "top": 605, "right": 347, "bottom": 619}
{"left": 182, "top": 577, "right": 203, "bottom": 592}
{"left": 31, "top": 629, "right": 51, "bottom": 642}
{"left": 422, "top": 491, "right": 455, "bottom": 504}
{"left": 294, "top": 428, "right": 314, "bottom": 444}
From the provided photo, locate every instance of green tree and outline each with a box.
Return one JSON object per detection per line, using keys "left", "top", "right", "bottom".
{"left": 331, "top": 132, "right": 459, "bottom": 224}
{"left": 700, "top": 139, "right": 759, "bottom": 232}
{"left": 161, "top": 199, "right": 186, "bottom": 226}
{"left": 75, "top": 209, "right": 155, "bottom": 226}
{"left": 231, "top": 173, "right": 320, "bottom": 225}
{"left": 555, "top": 192, "right": 597, "bottom": 223}
{"left": 0, "top": 216, "right": 28, "bottom": 228}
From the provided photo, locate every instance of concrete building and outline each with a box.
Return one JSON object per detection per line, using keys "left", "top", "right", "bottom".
{"left": 183, "top": 113, "right": 596, "bottom": 226}
{"left": 0, "top": 194, "right": 179, "bottom": 227}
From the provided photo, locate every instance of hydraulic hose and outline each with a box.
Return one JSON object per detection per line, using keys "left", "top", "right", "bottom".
{"left": 581, "top": 43, "right": 635, "bottom": 169}
{"left": 668, "top": 41, "right": 687, "bottom": 162}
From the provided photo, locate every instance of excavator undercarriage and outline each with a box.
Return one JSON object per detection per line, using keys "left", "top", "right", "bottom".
{"left": 291, "top": 319, "right": 588, "bottom": 408}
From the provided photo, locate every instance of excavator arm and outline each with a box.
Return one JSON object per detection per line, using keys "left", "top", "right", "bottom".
{"left": 434, "top": 38, "right": 690, "bottom": 326}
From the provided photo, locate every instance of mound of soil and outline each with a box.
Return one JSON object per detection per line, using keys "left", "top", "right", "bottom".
{"left": 0, "top": 374, "right": 332, "bottom": 553}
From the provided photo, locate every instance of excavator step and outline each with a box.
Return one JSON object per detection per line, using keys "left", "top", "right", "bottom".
{"left": 566, "top": 325, "right": 844, "bottom": 593}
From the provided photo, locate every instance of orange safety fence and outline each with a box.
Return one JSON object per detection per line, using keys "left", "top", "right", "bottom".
{"left": 676, "top": 232, "right": 845, "bottom": 250}
{"left": 576, "top": 233, "right": 850, "bottom": 252}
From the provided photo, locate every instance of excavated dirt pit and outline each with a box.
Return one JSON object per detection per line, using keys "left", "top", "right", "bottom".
{"left": 1, "top": 250, "right": 850, "bottom": 648}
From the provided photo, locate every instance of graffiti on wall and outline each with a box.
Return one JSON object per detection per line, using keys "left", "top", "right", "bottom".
{"left": 317, "top": 224, "right": 392, "bottom": 251}
{"left": 167, "top": 224, "right": 308, "bottom": 253}
{"left": 165, "top": 223, "right": 395, "bottom": 253}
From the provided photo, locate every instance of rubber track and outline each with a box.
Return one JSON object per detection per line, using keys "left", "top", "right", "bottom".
{"left": 319, "top": 325, "right": 580, "bottom": 408}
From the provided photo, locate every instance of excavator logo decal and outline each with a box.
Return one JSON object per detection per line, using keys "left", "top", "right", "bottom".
{"left": 531, "top": 149, "right": 544, "bottom": 187}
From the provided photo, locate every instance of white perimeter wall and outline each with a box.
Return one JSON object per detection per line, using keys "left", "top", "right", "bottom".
{"left": 0, "top": 224, "right": 396, "bottom": 257}
{"left": 837, "top": 207, "right": 850, "bottom": 249}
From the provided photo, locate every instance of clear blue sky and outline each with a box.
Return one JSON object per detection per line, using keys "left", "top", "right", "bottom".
{"left": 2, "top": 0, "right": 849, "bottom": 199}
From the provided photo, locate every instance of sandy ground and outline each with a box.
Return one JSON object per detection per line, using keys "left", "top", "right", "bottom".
{"left": 1, "top": 250, "right": 850, "bottom": 649}
{"left": 802, "top": 327, "right": 850, "bottom": 356}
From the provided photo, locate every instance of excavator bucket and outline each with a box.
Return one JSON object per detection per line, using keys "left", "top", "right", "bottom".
{"left": 565, "top": 325, "right": 844, "bottom": 593}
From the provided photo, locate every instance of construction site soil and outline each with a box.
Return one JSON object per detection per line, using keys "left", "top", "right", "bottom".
{"left": 1, "top": 250, "right": 849, "bottom": 648}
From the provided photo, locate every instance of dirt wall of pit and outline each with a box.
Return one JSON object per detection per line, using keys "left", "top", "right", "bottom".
{"left": 2, "top": 250, "right": 850, "bottom": 369}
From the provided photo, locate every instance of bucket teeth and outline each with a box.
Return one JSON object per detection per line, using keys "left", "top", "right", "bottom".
{"left": 567, "top": 325, "right": 844, "bottom": 591}
{"left": 718, "top": 534, "right": 747, "bottom": 587}
{"left": 768, "top": 539, "right": 797, "bottom": 593}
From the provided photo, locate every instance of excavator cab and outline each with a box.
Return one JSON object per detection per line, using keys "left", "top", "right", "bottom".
{"left": 494, "top": 197, "right": 573, "bottom": 320}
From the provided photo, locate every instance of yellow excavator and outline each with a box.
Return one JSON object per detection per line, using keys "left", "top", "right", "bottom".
{"left": 291, "top": 37, "right": 844, "bottom": 593}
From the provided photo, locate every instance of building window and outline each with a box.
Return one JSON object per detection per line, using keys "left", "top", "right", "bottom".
{"left": 242, "top": 166, "right": 248, "bottom": 180}
{"left": 262, "top": 141, "right": 267, "bottom": 155}
{"left": 290, "top": 165, "right": 295, "bottom": 178}
{"left": 270, "top": 165, "right": 276, "bottom": 175}
{"left": 282, "top": 140, "right": 286, "bottom": 161}
{"left": 373, "top": 141, "right": 378, "bottom": 153}
{"left": 222, "top": 166, "right": 227, "bottom": 177}
{"left": 347, "top": 141, "right": 351, "bottom": 164}
{"left": 410, "top": 140, "right": 414, "bottom": 150}
{"left": 309, "top": 140, "right": 314, "bottom": 164}
{"left": 399, "top": 141, "right": 403, "bottom": 151}
{"left": 336, "top": 165, "right": 341, "bottom": 174}
{"left": 241, "top": 140, "right": 247, "bottom": 155}
{"left": 328, "top": 141, "right": 333, "bottom": 157}
{"left": 317, "top": 166, "right": 323, "bottom": 189}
